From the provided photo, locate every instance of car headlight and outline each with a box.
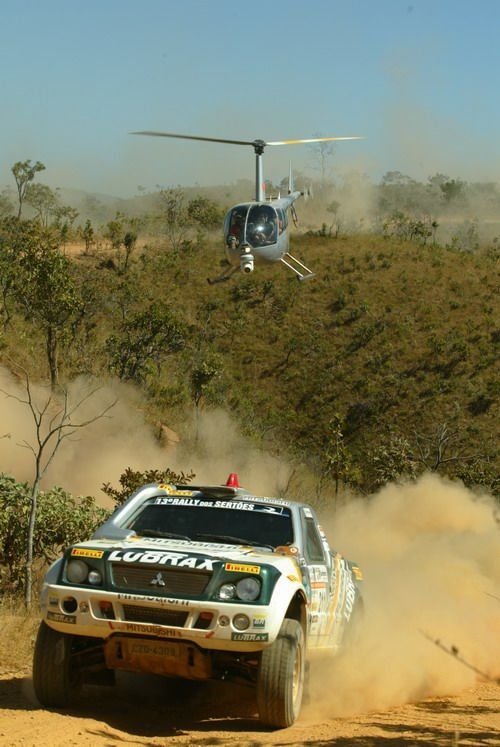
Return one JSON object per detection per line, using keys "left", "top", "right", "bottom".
{"left": 236, "top": 577, "right": 261, "bottom": 601}
{"left": 218, "top": 583, "right": 236, "bottom": 600}
{"left": 66, "top": 559, "right": 89, "bottom": 583}
{"left": 88, "top": 569, "right": 102, "bottom": 585}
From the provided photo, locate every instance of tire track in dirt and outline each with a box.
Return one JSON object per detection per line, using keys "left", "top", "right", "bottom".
{"left": 0, "top": 673, "right": 498, "bottom": 746}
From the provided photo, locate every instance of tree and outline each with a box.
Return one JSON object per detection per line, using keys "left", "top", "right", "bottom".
{"left": 158, "top": 188, "right": 189, "bottom": 252}
{"left": 0, "top": 368, "right": 116, "bottom": 606}
{"left": 427, "top": 173, "right": 450, "bottom": 189}
{"left": 24, "top": 185, "right": 78, "bottom": 245}
{"left": 381, "top": 171, "right": 415, "bottom": 186}
{"left": 440, "top": 178, "right": 466, "bottom": 204}
{"left": 54, "top": 205, "right": 79, "bottom": 247}
{"left": 25, "top": 183, "right": 59, "bottom": 227}
{"left": 102, "top": 466, "right": 195, "bottom": 507}
{"left": 81, "top": 219, "right": 95, "bottom": 255}
{"left": 381, "top": 211, "right": 435, "bottom": 244}
{"left": 327, "top": 200, "right": 342, "bottom": 238}
{"left": 0, "top": 217, "right": 21, "bottom": 328}
{"left": 190, "top": 354, "right": 224, "bottom": 410}
{"left": 323, "top": 415, "right": 357, "bottom": 500}
{"left": 369, "top": 434, "right": 417, "bottom": 488}
{"left": 190, "top": 353, "right": 225, "bottom": 443}
{"left": 104, "top": 213, "right": 125, "bottom": 251}
{"left": 186, "top": 196, "right": 222, "bottom": 228}
{"left": 103, "top": 214, "right": 141, "bottom": 272}
{"left": 456, "top": 460, "right": 500, "bottom": 498}
{"left": 83, "top": 194, "right": 105, "bottom": 223}
{"left": 412, "top": 422, "right": 487, "bottom": 473}
{"left": 105, "top": 300, "right": 185, "bottom": 382}
{"left": 15, "top": 222, "right": 84, "bottom": 389}
{"left": 308, "top": 135, "right": 335, "bottom": 191}
{"left": 122, "top": 231, "right": 137, "bottom": 273}
{"left": 11, "top": 160, "right": 45, "bottom": 218}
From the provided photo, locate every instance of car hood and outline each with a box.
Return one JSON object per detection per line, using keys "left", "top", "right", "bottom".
{"left": 70, "top": 536, "right": 296, "bottom": 572}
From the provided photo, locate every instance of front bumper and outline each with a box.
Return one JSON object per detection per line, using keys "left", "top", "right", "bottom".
{"left": 40, "top": 583, "right": 280, "bottom": 652}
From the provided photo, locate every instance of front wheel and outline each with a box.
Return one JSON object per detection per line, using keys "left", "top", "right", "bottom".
{"left": 256, "top": 618, "right": 305, "bottom": 729}
{"left": 32, "top": 621, "right": 82, "bottom": 707}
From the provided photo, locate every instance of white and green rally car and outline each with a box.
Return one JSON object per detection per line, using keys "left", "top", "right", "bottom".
{"left": 33, "top": 474, "right": 363, "bottom": 728}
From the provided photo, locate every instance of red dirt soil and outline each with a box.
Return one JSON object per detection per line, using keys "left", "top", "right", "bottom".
{"left": 0, "top": 666, "right": 498, "bottom": 746}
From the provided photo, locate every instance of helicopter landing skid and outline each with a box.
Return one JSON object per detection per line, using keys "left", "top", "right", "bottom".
{"left": 280, "top": 252, "right": 316, "bottom": 281}
{"left": 207, "top": 265, "right": 239, "bottom": 285}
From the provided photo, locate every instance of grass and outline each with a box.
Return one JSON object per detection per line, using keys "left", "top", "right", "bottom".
{"left": 0, "top": 599, "right": 39, "bottom": 673}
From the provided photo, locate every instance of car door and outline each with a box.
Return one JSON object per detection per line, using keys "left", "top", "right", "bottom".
{"left": 299, "top": 507, "right": 331, "bottom": 645}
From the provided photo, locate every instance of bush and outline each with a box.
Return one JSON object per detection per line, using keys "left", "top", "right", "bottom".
{"left": 101, "top": 466, "right": 195, "bottom": 506}
{"left": 0, "top": 474, "right": 109, "bottom": 593}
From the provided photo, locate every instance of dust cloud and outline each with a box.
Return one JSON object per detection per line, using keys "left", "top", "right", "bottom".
{"left": 0, "top": 367, "right": 166, "bottom": 502}
{"left": 308, "top": 473, "right": 500, "bottom": 717}
{"left": 0, "top": 367, "right": 290, "bottom": 504}
{"left": 2, "top": 365, "right": 498, "bottom": 716}
{"left": 172, "top": 408, "right": 292, "bottom": 497}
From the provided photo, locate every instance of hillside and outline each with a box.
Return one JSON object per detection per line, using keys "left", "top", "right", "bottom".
{"left": 0, "top": 217, "right": 498, "bottom": 499}
{"left": 176, "top": 233, "right": 499, "bottom": 494}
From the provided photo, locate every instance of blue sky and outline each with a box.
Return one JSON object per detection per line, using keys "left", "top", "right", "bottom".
{"left": 1, "top": 0, "right": 499, "bottom": 196}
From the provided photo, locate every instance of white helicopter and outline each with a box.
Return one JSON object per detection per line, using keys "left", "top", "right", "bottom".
{"left": 132, "top": 131, "right": 363, "bottom": 283}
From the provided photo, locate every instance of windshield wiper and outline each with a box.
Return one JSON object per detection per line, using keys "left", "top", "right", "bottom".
{"left": 135, "top": 529, "right": 192, "bottom": 542}
{"left": 193, "top": 532, "right": 274, "bottom": 551}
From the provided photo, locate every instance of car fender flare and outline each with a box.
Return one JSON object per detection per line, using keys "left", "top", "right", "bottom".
{"left": 268, "top": 574, "right": 308, "bottom": 639}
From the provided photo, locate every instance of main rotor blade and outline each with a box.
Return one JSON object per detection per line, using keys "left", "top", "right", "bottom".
{"left": 132, "top": 131, "right": 365, "bottom": 149}
{"left": 131, "top": 131, "right": 256, "bottom": 147}
{"left": 266, "top": 136, "right": 364, "bottom": 146}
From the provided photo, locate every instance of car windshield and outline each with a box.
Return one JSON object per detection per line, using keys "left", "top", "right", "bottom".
{"left": 126, "top": 498, "right": 294, "bottom": 549}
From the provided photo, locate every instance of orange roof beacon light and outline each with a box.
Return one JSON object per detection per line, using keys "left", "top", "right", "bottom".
{"left": 226, "top": 473, "right": 240, "bottom": 488}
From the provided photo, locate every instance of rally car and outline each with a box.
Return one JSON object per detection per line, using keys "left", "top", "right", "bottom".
{"left": 33, "top": 474, "right": 362, "bottom": 728}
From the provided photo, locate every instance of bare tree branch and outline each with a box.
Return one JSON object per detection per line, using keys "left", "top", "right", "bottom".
{"left": 412, "top": 422, "right": 487, "bottom": 472}
{"left": 1, "top": 360, "right": 117, "bottom": 608}
{"left": 420, "top": 630, "right": 499, "bottom": 684}
{"left": 485, "top": 591, "right": 500, "bottom": 604}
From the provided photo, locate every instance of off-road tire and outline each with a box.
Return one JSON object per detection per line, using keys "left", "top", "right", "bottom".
{"left": 302, "top": 659, "right": 311, "bottom": 706}
{"left": 256, "top": 618, "right": 305, "bottom": 729}
{"left": 32, "top": 621, "right": 82, "bottom": 707}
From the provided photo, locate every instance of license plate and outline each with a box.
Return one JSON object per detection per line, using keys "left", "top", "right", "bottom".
{"left": 128, "top": 641, "right": 179, "bottom": 658}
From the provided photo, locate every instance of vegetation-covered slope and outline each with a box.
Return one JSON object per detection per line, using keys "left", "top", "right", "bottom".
{"left": 1, "top": 212, "right": 498, "bottom": 498}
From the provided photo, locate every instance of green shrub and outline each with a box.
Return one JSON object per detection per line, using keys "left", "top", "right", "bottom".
{"left": 0, "top": 474, "right": 109, "bottom": 593}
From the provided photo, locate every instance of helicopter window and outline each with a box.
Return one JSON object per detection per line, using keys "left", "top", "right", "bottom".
{"left": 227, "top": 207, "right": 246, "bottom": 242}
{"left": 246, "top": 205, "right": 278, "bottom": 247}
{"left": 276, "top": 208, "right": 286, "bottom": 233}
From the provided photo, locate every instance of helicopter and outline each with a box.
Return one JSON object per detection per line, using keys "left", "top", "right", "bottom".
{"left": 132, "top": 131, "right": 363, "bottom": 283}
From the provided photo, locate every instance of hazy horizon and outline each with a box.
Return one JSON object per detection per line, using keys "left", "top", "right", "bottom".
{"left": 1, "top": 1, "right": 499, "bottom": 198}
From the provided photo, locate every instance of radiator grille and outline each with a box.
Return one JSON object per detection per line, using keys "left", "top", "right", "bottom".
{"left": 111, "top": 563, "right": 211, "bottom": 596}
{"left": 122, "top": 605, "right": 189, "bottom": 627}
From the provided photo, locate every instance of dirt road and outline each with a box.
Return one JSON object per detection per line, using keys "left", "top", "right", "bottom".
{"left": 0, "top": 667, "right": 498, "bottom": 747}
{"left": 1, "top": 477, "right": 498, "bottom": 745}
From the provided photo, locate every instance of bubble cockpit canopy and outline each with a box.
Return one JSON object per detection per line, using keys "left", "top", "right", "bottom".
{"left": 226, "top": 204, "right": 284, "bottom": 249}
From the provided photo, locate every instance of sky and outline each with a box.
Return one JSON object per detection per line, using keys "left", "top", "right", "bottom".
{"left": 1, "top": 0, "right": 499, "bottom": 197}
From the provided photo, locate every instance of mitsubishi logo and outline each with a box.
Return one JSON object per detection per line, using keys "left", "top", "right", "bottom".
{"left": 150, "top": 572, "right": 166, "bottom": 587}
